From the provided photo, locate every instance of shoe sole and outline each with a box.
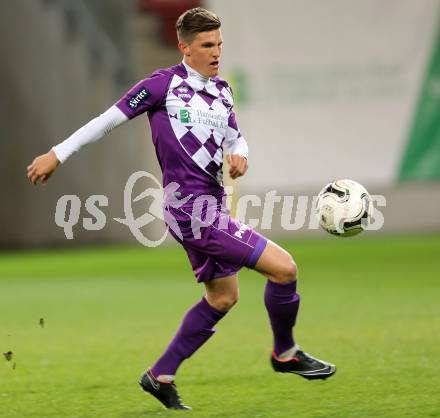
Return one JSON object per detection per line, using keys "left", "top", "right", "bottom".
{"left": 282, "top": 365, "right": 336, "bottom": 380}
{"left": 273, "top": 363, "right": 337, "bottom": 380}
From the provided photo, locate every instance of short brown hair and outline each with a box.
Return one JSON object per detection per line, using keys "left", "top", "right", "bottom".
{"left": 176, "top": 7, "right": 221, "bottom": 43}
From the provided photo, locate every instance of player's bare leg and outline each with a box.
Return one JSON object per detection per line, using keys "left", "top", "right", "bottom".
{"left": 204, "top": 274, "right": 239, "bottom": 312}
{"left": 255, "top": 240, "right": 336, "bottom": 380}
{"left": 255, "top": 240, "right": 297, "bottom": 284}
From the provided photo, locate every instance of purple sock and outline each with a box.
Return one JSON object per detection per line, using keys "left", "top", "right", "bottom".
{"left": 151, "top": 297, "right": 226, "bottom": 377}
{"left": 264, "top": 280, "right": 300, "bottom": 356}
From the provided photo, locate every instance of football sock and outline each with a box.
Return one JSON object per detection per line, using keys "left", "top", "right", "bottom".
{"left": 264, "top": 280, "right": 300, "bottom": 356}
{"left": 151, "top": 297, "right": 226, "bottom": 378}
{"left": 155, "top": 374, "right": 175, "bottom": 383}
{"left": 277, "top": 344, "right": 299, "bottom": 360}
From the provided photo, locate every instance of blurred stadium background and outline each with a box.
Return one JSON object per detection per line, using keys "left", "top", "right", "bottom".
{"left": 1, "top": 0, "right": 439, "bottom": 248}
{"left": 1, "top": 1, "right": 440, "bottom": 417}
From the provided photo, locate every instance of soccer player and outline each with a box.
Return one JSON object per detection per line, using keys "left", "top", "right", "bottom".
{"left": 27, "top": 7, "right": 336, "bottom": 410}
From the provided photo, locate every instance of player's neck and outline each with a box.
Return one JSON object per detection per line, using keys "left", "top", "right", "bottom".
{"left": 182, "top": 59, "right": 210, "bottom": 82}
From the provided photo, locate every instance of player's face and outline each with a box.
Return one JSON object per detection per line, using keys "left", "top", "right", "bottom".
{"left": 180, "top": 29, "right": 223, "bottom": 78}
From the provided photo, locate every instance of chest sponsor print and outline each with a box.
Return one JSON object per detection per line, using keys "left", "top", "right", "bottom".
{"left": 178, "top": 108, "right": 228, "bottom": 129}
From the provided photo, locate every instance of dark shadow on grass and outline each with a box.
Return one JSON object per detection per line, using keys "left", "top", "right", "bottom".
{"left": 85, "top": 384, "right": 106, "bottom": 390}
{"left": 120, "top": 407, "right": 173, "bottom": 418}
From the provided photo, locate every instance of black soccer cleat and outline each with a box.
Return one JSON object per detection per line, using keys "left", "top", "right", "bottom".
{"left": 271, "top": 349, "right": 336, "bottom": 380}
{"left": 139, "top": 370, "right": 191, "bottom": 410}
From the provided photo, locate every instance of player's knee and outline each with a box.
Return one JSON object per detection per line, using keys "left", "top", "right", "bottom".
{"left": 275, "top": 258, "right": 298, "bottom": 283}
{"left": 288, "top": 260, "right": 298, "bottom": 281}
{"left": 211, "top": 291, "right": 239, "bottom": 312}
{"left": 224, "top": 291, "right": 239, "bottom": 311}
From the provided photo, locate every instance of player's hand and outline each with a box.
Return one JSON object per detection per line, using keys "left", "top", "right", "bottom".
{"left": 227, "top": 154, "right": 248, "bottom": 179}
{"left": 27, "top": 149, "right": 60, "bottom": 185}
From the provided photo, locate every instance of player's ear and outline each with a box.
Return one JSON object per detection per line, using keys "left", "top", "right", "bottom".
{"left": 178, "top": 41, "right": 191, "bottom": 57}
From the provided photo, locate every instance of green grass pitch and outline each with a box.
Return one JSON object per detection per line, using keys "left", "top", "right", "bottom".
{"left": 1, "top": 234, "right": 439, "bottom": 418}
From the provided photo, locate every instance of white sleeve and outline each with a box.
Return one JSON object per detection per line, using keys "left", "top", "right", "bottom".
{"left": 225, "top": 135, "right": 249, "bottom": 159}
{"left": 52, "top": 105, "right": 129, "bottom": 163}
{"left": 223, "top": 108, "right": 249, "bottom": 159}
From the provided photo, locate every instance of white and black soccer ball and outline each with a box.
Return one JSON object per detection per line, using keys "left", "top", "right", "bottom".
{"left": 316, "top": 179, "right": 373, "bottom": 237}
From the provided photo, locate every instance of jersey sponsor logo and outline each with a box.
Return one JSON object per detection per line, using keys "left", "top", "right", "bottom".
{"left": 234, "top": 223, "right": 249, "bottom": 239}
{"left": 179, "top": 108, "right": 228, "bottom": 129}
{"left": 180, "top": 108, "right": 192, "bottom": 123}
{"left": 127, "top": 87, "right": 150, "bottom": 109}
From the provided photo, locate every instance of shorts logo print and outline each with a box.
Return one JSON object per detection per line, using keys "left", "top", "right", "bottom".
{"left": 234, "top": 223, "right": 249, "bottom": 239}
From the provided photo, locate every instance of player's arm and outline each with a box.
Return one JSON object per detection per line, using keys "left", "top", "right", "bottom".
{"left": 27, "top": 149, "right": 60, "bottom": 186}
{"left": 226, "top": 152, "right": 248, "bottom": 180}
{"left": 224, "top": 110, "right": 249, "bottom": 180}
{"left": 27, "top": 71, "right": 169, "bottom": 186}
{"left": 27, "top": 106, "right": 128, "bottom": 185}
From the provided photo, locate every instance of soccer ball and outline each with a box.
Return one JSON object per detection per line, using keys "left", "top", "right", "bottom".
{"left": 316, "top": 179, "right": 373, "bottom": 237}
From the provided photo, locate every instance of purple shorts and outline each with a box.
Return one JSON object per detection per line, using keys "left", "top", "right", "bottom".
{"left": 164, "top": 205, "right": 267, "bottom": 282}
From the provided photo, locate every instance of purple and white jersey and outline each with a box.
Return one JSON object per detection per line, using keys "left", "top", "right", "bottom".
{"left": 115, "top": 62, "right": 246, "bottom": 202}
